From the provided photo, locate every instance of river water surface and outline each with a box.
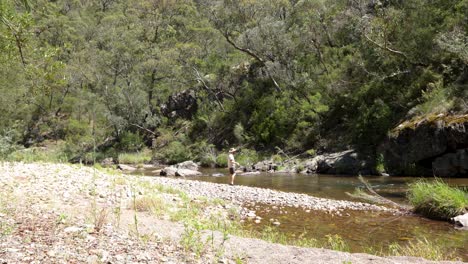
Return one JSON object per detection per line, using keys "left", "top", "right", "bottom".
{"left": 136, "top": 168, "right": 468, "bottom": 260}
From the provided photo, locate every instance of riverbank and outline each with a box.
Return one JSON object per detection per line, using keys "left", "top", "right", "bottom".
{"left": 0, "top": 162, "right": 464, "bottom": 263}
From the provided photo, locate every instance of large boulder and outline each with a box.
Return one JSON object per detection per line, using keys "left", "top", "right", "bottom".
{"left": 117, "top": 164, "right": 137, "bottom": 172}
{"left": 174, "top": 160, "right": 199, "bottom": 171}
{"left": 160, "top": 89, "right": 198, "bottom": 119}
{"left": 303, "top": 150, "right": 370, "bottom": 175}
{"left": 253, "top": 160, "right": 278, "bottom": 171}
{"left": 175, "top": 169, "right": 202, "bottom": 177}
{"left": 432, "top": 149, "right": 468, "bottom": 177}
{"left": 160, "top": 166, "right": 201, "bottom": 177}
{"left": 382, "top": 114, "right": 468, "bottom": 176}
{"left": 160, "top": 166, "right": 177, "bottom": 176}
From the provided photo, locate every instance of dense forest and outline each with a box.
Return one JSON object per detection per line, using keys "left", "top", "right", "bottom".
{"left": 1, "top": 0, "right": 467, "bottom": 165}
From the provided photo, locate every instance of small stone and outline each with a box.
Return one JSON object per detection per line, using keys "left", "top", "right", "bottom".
{"left": 64, "top": 226, "right": 82, "bottom": 233}
{"left": 272, "top": 221, "right": 280, "bottom": 226}
{"left": 87, "top": 255, "right": 99, "bottom": 264}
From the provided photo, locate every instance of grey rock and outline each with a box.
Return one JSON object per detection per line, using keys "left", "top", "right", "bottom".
{"left": 160, "top": 167, "right": 178, "bottom": 176}
{"left": 303, "top": 150, "right": 369, "bottom": 175}
{"left": 160, "top": 89, "right": 198, "bottom": 119}
{"left": 241, "top": 171, "right": 260, "bottom": 176}
{"left": 432, "top": 149, "right": 468, "bottom": 177}
{"left": 451, "top": 213, "right": 468, "bottom": 229}
{"left": 174, "top": 161, "right": 199, "bottom": 171}
{"left": 175, "top": 169, "right": 202, "bottom": 177}
{"left": 382, "top": 114, "right": 468, "bottom": 176}
{"left": 117, "top": 164, "right": 137, "bottom": 172}
{"left": 101, "top": 158, "right": 114, "bottom": 166}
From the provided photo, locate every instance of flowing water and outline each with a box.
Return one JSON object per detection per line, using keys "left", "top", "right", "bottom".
{"left": 135, "top": 168, "right": 468, "bottom": 260}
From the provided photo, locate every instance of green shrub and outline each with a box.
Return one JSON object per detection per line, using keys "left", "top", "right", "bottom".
{"left": 160, "top": 141, "right": 191, "bottom": 165}
{"left": 388, "top": 237, "right": 458, "bottom": 261}
{"left": 271, "top": 154, "right": 283, "bottom": 163}
{"left": 325, "top": 234, "right": 350, "bottom": 252}
{"left": 190, "top": 140, "right": 216, "bottom": 167}
{"left": 216, "top": 153, "right": 228, "bottom": 168}
{"left": 6, "top": 142, "right": 69, "bottom": 163}
{"left": 237, "top": 148, "right": 260, "bottom": 166}
{"left": 407, "top": 179, "right": 468, "bottom": 220}
{"left": 306, "top": 149, "right": 316, "bottom": 157}
{"left": 118, "top": 131, "right": 145, "bottom": 152}
{"left": 0, "top": 133, "right": 17, "bottom": 159}
{"left": 118, "top": 148, "right": 152, "bottom": 164}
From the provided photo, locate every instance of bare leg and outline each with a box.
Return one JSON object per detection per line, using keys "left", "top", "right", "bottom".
{"left": 230, "top": 172, "right": 236, "bottom": 185}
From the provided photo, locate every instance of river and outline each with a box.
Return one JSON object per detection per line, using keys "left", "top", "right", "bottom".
{"left": 134, "top": 168, "right": 468, "bottom": 260}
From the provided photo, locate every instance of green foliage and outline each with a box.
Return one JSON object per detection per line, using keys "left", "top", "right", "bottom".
{"left": 118, "top": 149, "right": 152, "bottom": 164}
{"left": 158, "top": 141, "right": 192, "bottom": 165}
{"left": 118, "top": 131, "right": 145, "bottom": 152}
{"left": 325, "top": 234, "right": 350, "bottom": 252}
{"left": 1, "top": 0, "right": 467, "bottom": 159}
{"left": 388, "top": 237, "right": 459, "bottom": 261}
{"left": 6, "top": 141, "right": 69, "bottom": 163}
{"left": 407, "top": 179, "right": 468, "bottom": 220}
{"left": 236, "top": 149, "right": 260, "bottom": 166}
{"left": 190, "top": 140, "right": 217, "bottom": 167}
{"left": 375, "top": 153, "right": 385, "bottom": 174}
{"left": 216, "top": 153, "right": 228, "bottom": 168}
{"left": 0, "top": 131, "right": 18, "bottom": 158}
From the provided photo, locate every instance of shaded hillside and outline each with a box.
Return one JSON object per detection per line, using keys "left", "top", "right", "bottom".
{"left": 0, "top": 0, "right": 467, "bottom": 162}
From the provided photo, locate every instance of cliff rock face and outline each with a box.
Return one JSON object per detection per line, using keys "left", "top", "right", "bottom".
{"left": 304, "top": 150, "right": 371, "bottom": 175}
{"left": 382, "top": 114, "right": 468, "bottom": 177}
{"left": 160, "top": 89, "right": 198, "bottom": 119}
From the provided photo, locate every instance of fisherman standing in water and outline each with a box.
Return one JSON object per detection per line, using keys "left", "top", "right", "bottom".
{"left": 228, "top": 148, "right": 240, "bottom": 185}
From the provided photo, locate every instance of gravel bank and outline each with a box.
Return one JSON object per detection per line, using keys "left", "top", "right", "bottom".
{"left": 145, "top": 176, "right": 398, "bottom": 213}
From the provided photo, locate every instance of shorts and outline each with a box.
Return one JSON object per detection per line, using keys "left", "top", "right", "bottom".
{"left": 229, "top": 167, "right": 235, "bottom": 174}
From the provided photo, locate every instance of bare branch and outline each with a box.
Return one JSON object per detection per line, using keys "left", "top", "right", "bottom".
{"left": 364, "top": 34, "right": 408, "bottom": 59}
{"left": 193, "top": 67, "right": 226, "bottom": 112}
{"left": 221, "top": 31, "right": 282, "bottom": 92}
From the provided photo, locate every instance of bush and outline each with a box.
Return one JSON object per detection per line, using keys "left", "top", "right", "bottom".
{"left": 118, "top": 131, "right": 145, "bottom": 152}
{"left": 118, "top": 148, "right": 152, "bottom": 164}
{"left": 159, "top": 141, "right": 191, "bottom": 165}
{"left": 0, "top": 133, "right": 17, "bottom": 159}
{"left": 6, "top": 141, "right": 69, "bottom": 163}
{"left": 216, "top": 153, "right": 228, "bottom": 168}
{"left": 407, "top": 179, "right": 468, "bottom": 220}
{"left": 388, "top": 237, "right": 458, "bottom": 261}
{"left": 237, "top": 148, "right": 260, "bottom": 166}
{"left": 190, "top": 140, "right": 216, "bottom": 167}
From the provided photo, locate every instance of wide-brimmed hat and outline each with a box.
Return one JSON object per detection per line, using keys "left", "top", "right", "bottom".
{"left": 229, "top": 148, "right": 237, "bottom": 153}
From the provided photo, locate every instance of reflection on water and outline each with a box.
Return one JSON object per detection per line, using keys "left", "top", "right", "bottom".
{"left": 243, "top": 204, "right": 468, "bottom": 261}
{"left": 133, "top": 168, "right": 468, "bottom": 260}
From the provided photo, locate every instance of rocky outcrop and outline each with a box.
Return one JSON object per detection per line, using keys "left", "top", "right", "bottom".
{"left": 160, "top": 89, "right": 197, "bottom": 119}
{"left": 382, "top": 114, "right": 468, "bottom": 177}
{"left": 303, "top": 150, "right": 371, "bottom": 175}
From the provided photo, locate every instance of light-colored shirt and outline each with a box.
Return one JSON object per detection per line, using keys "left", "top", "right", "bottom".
{"left": 228, "top": 153, "right": 235, "bottom": 168}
